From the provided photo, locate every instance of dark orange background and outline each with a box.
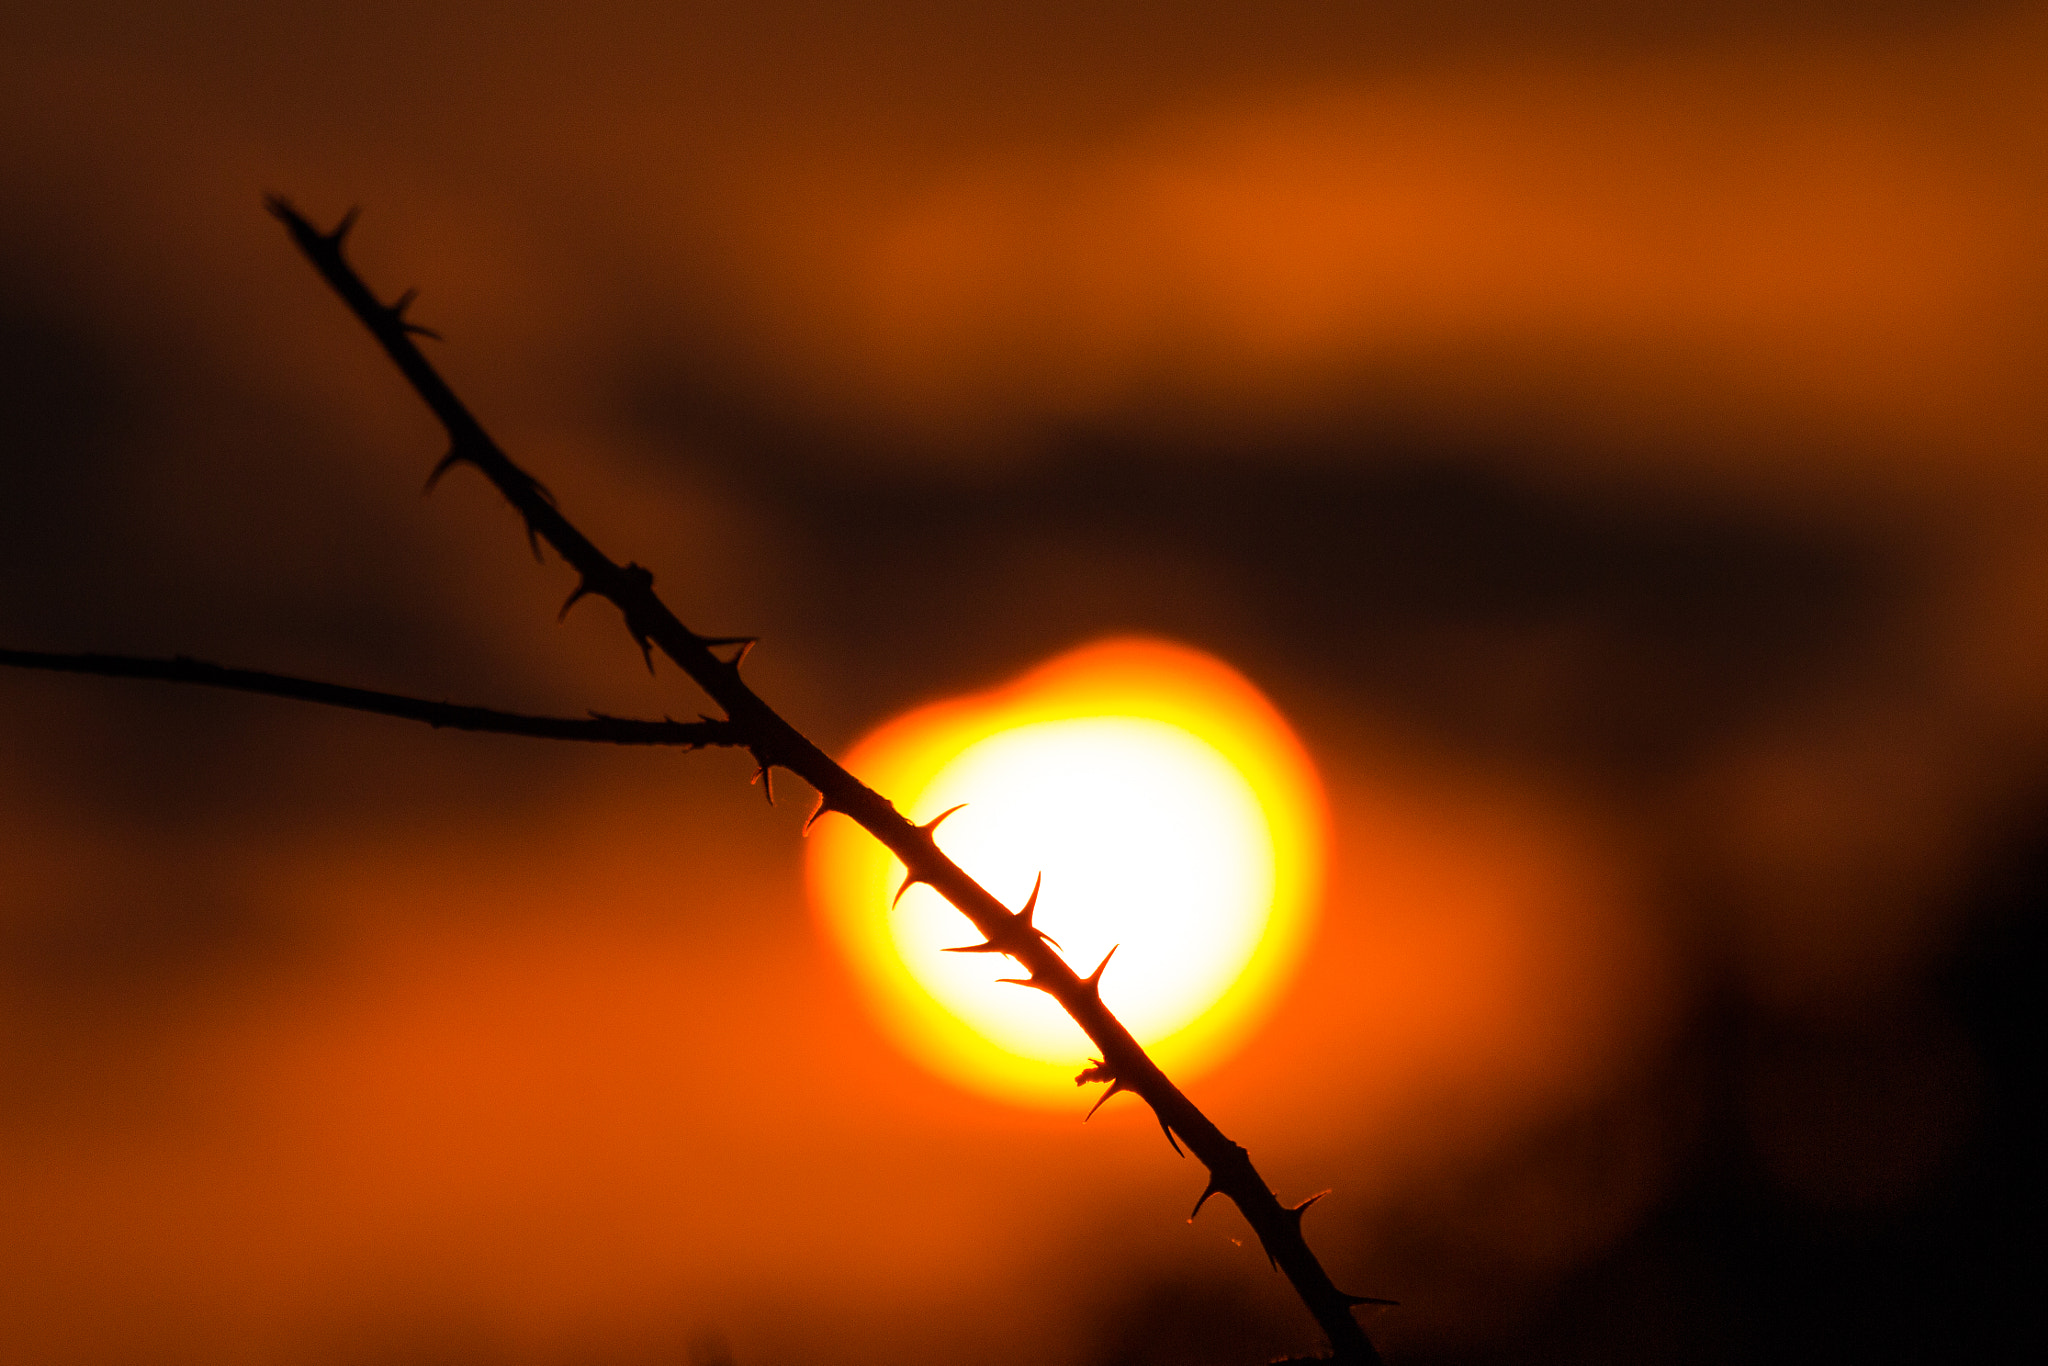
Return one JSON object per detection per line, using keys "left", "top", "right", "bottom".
{"left": 2, "top": 4, "right": 2042, "bottom": 1363}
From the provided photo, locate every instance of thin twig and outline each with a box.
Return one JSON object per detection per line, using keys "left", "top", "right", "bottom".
{"left": 266, "top": 197, "right": 1387, "bottom": 1361}
{"left": 0, "top": 648, "right": 743, "bottom": 748}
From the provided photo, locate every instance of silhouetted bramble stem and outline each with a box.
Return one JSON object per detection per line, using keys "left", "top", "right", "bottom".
{"left": 0, "top": 648, "right": 742, "bottom": 748}
{"left": 261, "top": 198, "right": 1386, "bottom": 1362}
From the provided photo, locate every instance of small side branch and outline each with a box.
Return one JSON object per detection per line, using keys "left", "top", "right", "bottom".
{"left": 0, "top": 649, "right": 743, "bottom": 748}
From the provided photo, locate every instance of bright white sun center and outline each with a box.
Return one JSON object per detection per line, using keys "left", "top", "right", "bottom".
{"left": 892, "top": 717, "right": 1276, "bottom": 1059}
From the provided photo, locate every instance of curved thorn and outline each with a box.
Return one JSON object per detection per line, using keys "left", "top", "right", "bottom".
{"left": 1084, "top": 1080, "right": 1129, "bottom": 1121}
{"left": 1287, "top": 1190, "right": 1329, "bottom": 1222}
{"left": 919, "top": 803, "right": 967, "bottom": 836}
{"left": 942, "top": 939, "right": 1002, "bottom": 954}
{"left": 557, "top": 579, "right": 594, "bottom": 622}
{"left": 1344, "top": 1294, "right": 1400, "bottom": 1308}
{"left": 424, "top": 449, "right": 465, "bottom": 493}
{"left": 1189, "top": 1178, "right": 1225, "bottom": 1222}
{"left": 402, "top": 321, "right": 442, "bottom": 341}
{"left": 995, "top": 976, "right": 1052, "bottom": 992}
{"left": 1013, "top": 872, "right": 1059, "bottom": 947}
{"left": 1158, "top": 1113, "right": 1184, "bottom": 1156}
{"left": 892, "top": 871, "right": 925, "bottom": 908}
{"left": 1083, "top": 944, "right": 1118, "bottom": 990}
{"left": 525, "top": 519, "right": 545, "bottom": 563}
{"left": 802, "top": 795, "right": 839, "bottom": 834}
{"left": 701, "top": 637, "right": 758, "bottom": 668}
{"left": 329, "top": 205, "right": 360, "bottom": 244}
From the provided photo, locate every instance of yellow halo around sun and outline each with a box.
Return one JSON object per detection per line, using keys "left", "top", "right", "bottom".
{"left": 806, "top": 638, "right": 1325, "bottom": 1105}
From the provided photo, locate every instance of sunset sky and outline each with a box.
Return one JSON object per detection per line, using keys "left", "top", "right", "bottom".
{"left": 2, "top": 4, "right": 2042, "bottom": 1363}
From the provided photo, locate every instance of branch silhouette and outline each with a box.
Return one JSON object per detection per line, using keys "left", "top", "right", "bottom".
{"left": 0, "top": 649, "right": 743, "bottom": 748}
{"left": 3, "top": 200, "right": 1393, "bottom": 1362}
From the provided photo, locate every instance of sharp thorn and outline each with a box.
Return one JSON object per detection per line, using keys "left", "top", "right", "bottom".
{"left": 892, "top": 870, "right": 925, "bottom": 908}
{"left": 699, "top": 635, "right": 759, "bottom": 667}
{"left": 1014, "top": 872, "right": 1058, "bottom": 947}
{"left": 1189, "top": 1179, "right": 1225, "bottom": 1222}
{"left": 637, "top": 637, "right": 655, "bottom": 674}
{"left": 1083, "top": 944, "right": 1119, "bottom": 991}
{"left": 424, "top": 449, "right": 465, "bottom": 493}
{"left": 995, "top": 976, "right": 1052, "bottom": 993}
{"left": 328, "top": 205, "right": 361, "bottom": 244}
{"left": 802, "top": 795, "right": 840, "bottom": 834}
{"left": 942, "top": 940, "right": 1002, "bottom": 954}
{"left": 1287, "top": 1191, "right": 1329, "bottom": 1222}
{"left": 919, "top": 803, "right": 967, "bottom": 837}
{"left": 525, "top": 519, "right": 545, "bottom": 563}
{"left": 558, "top": 580, "right": 595, "bottom": 621}
{"left": 1158, "top": 1113, "right": 1184, "bottom": 1156}
{"left": 390, "top": 287, "right": 418, "bottom": 315}
{"left": 1344, "top": 1294, "right": 1401, "bottom": 1308}
{"left": 1084, "top": 1080, "right": 1129, "bottom": 1121}
{"left": 402, "top": 321, "right": 442, "bottom": 340}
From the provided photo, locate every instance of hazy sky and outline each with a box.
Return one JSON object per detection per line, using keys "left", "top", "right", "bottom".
{"left": 2, "top": 5, "right": 2041, "bottom": 1363}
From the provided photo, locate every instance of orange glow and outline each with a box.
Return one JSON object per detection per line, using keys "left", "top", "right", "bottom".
{"left": 807, "top": 639, "right": 1325, "bottom": 1105}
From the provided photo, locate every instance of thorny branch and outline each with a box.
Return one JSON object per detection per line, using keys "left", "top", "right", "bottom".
{"left": 273, "top": 195, "right": 1393, "bottom": 1362}
{"left": 0, "top": 648, "right": 744, "bottom": 748}
{"left": 1, "top": 198, "right": 1392, "bottom": 1362}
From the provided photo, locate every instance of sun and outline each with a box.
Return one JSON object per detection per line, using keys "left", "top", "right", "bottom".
{"left": 807, "top": 638, "right": 1325, "bottom": 1105}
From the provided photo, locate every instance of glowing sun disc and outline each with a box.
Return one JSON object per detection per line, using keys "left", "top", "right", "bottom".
{"left": 807, "top": 638, "right": 1324, "bottom": 1105}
